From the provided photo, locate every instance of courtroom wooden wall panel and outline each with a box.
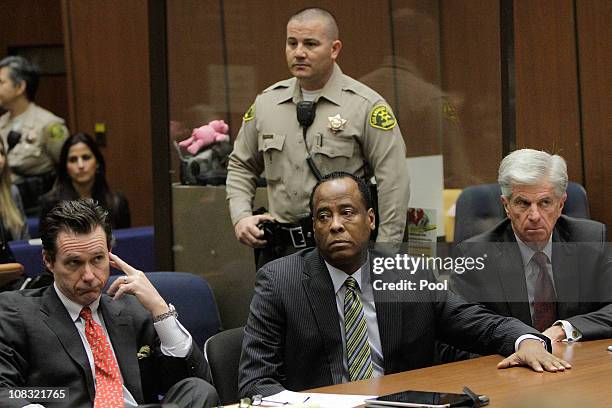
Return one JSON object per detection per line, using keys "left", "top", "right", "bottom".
{"left": 63, "top": 0, "right": 152, "bottom": 226}
{"left": 513, "top": 0, "right": 582, "bottom": 182}
{"left": 0, "top": 0, "right": 68, "bottom": 123}
{"left": 440, "top": 0, "right": 502, "bottom": 187}
{"left": 576, "top": 0, "right": 612, "bottom": 231}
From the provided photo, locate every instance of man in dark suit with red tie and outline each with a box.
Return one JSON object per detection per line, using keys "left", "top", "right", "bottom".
{"left": 238, "top": 171, "right": 571, "bottom": 399}
{"left": 0, "top": 199, "right": 219, "bottom": 407}
{"left": 451, "top": 149, "right": 612, "bottom": 343}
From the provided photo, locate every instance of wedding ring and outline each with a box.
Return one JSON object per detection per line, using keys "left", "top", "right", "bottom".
{"left": 123, "top": 276, "right": 128, "bottom": 284}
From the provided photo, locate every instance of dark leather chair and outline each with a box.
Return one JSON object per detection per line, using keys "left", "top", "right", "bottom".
{"left": 204, "top": 327, "right": 245, "bottom": 405}
{"left": 453, "top": 181, "right": 590, "bottom": 243}
{"left": 107, "top": 271, "right": 222, "bottom": 349}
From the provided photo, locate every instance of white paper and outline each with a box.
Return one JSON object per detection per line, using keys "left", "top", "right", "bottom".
{"left": 261, "top": 390, "right": 377, "bottom": 408}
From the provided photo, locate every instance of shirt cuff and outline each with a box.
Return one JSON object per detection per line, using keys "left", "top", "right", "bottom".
{"left": 515, "top": 334, "right": 548, "bottom": 352}
{"left": 154, "top": 316, "right": 193, "bottom": 357}
{"left": 555, "top": 320, "right": 582, "bottom": 342}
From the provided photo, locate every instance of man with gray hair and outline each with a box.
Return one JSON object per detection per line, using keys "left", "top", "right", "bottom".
{"left": 451, "top": 149, "right": 612, "bottom": 343}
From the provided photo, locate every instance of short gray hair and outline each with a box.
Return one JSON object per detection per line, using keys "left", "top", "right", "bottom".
{"left": 498, "top": 149, "right": 568, "bottom": 198}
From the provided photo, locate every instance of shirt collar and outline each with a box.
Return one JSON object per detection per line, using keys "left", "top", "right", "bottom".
{"left": 278, "top": 63, "right": 344, "bottom": 106}
{"left": 325, "top": 254, "right": 370, "bottom": 295}
{"left": 53, "top": 282, "right": 101, "bottom": 323}
{"left": 514, "top": 232, "right": 553, "bottom": 266}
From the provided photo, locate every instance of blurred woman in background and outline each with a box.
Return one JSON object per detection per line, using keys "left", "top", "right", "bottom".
{"left": 0, "top": 138, "right": 28, "bottom": 243}
{"left": 40, "top": 132, "right": 131, "bottom": 228}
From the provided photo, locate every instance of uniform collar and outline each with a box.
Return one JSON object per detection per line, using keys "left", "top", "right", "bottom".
{"left": 0, "top": 102, "right": 38, "bottom": 130}
{"left": 273, "top": 63, "right": 345, "bottom": 106}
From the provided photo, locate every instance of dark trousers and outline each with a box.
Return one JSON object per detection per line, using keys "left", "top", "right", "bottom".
{"left": 139, "top": 377, "right": 219, "bottom": 408}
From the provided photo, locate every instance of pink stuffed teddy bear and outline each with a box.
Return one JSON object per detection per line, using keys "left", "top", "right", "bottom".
{"left": 178, "top": 120, "right": 230, "bottom": 155}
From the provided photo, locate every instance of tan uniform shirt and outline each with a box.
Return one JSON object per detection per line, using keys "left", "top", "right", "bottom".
{"left": 0, "top": 103, "right": 68, "bottom": 181}
{"left": 227, "top": 64, "right": 410, "bottom": 243}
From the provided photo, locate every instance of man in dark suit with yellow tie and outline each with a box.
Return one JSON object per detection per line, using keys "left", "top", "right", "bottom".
{"left": 0, "top": 199, "right": 219, "bottom": 407}
{"left": 238, "top": 171, "right": 571, "bottom": 398}
{"left": 450, "top": 149, "right": 612, "bottom": 342}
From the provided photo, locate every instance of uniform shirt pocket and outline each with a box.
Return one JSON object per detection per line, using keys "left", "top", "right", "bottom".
{"left": 310, "top": 134, "right": 355, "bottom": 159}
{"left": 258, "top": 133, "right": 286, "bottom": 181}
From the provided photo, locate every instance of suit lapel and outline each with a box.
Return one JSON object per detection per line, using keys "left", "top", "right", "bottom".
{"left": 551, "top": 226, "right": 579, "bottom": 318}
{"left": 495, "top": 225, "right": 532, "bottom": 325}
{"left": 302, "top": 250, "right": 344, "bottom": 385}
{"left": 99, "top": 296, "right": 143, "bottom": 403}
{"left": 41, "top": 288, "right": 96, "bottom": 401}
{"left": 373, "top": 290, "right": 402, "bottom": 374}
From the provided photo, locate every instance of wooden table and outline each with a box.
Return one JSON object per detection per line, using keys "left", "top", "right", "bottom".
{"left": 310, "top": 339, "right": 612, "bottom": 407}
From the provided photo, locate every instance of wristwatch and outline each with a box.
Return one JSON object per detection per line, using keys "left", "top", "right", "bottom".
{"left": 153, "top": 303, "right": 178, "bottom": 323}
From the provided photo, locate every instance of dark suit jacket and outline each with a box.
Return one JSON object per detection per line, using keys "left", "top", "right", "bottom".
{"left": 0, "top": 286, "right": 208, "bottom": 407}
{"left": 450, "top": 215, "right": 612, "bottom": 340}
{"left": 239, "top": 248, "right": 546, "bottom": 398}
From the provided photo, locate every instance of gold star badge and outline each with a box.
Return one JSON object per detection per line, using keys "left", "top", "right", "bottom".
{"left": 328, "top": 114, "right": 347, "bottom": 132}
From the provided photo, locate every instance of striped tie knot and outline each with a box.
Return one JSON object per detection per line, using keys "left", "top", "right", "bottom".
{"left": 345, "top": 276, "right": 358, "bottom": 291}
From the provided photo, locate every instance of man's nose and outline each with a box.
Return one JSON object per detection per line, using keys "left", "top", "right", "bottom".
{"left": 294, "top": 44, "right": 307, "bottom": 58}
{"left": 526, "top": 203, "right": 542, "bottom": 221}
{"left": 330, "top": 214, "right": 345, "bottom": 232}
{"left": 81, "top": 264, "right": 96, "bottom": 282}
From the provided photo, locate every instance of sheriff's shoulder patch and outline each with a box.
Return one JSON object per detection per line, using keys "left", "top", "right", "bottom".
{"left": 47, "top": 123, "right": 68, "bottom": 140}
{"left": 369, "top": 105, "right": 396, "bottom": 130}
{"left": 243, "top": 104, "right": 255, "bottom": 122}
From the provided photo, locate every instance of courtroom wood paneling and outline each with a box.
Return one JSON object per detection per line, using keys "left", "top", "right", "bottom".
{"left": 63, "top": 0, "right": 152, "bottom": 227}
{"left": 0, "top": 0, "right": 68, "bottom": 123}
{"left": 439, "top": 1, "right": 502, "bottom": 187}
{"left": 575, "top": 0, "right": 612, "bottom": 231}
{"left": 513, "top": 0, "right": 582, "bottom": 182}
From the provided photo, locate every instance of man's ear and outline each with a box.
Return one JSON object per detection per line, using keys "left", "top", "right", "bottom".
{"left": 558, "top": 192, "right": 567, "bottom": 211}
{"left": 500, "top": 195, "right": 510, "bottom": 215}
{"left": 14, "top": 80, "right": 26, "bottom": 97}
{"left": 367, "top": 208, "right": 376, "bottom": 231}
{"left": 331, "top": 39, "right": 342, "bottom": 61}
{"left": 42, "top": 250, "right": 54, "bottom": 273}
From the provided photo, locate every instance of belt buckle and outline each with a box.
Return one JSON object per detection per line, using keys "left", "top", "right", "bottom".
{"left": 289, "top": 226, "right": 307, "bottom": 248}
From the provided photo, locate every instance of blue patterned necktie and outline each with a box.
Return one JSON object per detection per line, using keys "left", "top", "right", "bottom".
{"left": 344, "top": 276, "right": 373, "bottom": 381}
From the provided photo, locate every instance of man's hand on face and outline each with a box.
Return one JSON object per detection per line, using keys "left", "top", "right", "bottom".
{"left": 234, "top": 214, "right": 275, "bottom": 248}
{"left": 497, "top": 338, "right": 571, "bottom": 373}
{"left": 106, "top": 253, "right": 169, "bottom": 316}
{"left": 542, "top": 324, "right": 567, "bottom": 342}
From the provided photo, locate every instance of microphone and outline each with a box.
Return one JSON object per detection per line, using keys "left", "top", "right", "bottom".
{"left": 296, "top": 101, "right": 316, "bottom": 128}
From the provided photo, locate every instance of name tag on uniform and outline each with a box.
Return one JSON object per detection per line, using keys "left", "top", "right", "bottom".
{"left": 262, "top": 134, "right": 274, "bottom": 139}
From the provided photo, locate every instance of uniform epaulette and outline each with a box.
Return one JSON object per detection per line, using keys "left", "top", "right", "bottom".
{"left": 342, "top": 77, "right": 384, "bottom": 105}
{"left": 262, "top": 78, "right": 294, "bottom": 93}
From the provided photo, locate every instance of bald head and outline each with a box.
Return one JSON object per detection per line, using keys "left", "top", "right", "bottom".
{"left": 289, "top": 7, "right": 339, "bottom": 41}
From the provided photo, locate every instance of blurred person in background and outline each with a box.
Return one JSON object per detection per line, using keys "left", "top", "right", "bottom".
{"left": 0, "top": 138, "right": 28, "bottom": 245}
{"left": 0, "top": 56, "right": 68, "bottom": 214}
{"left": 40, "top": 132, "right": 131, "bottom": 229}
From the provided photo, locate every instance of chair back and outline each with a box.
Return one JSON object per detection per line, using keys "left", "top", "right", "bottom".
{"left": 204, "top": 327, "right": 245, "bottom": 405}
{"left": 107, "top": 271, "right": 222, "bottom": 349}
{"left": 453, "top": 181, "right": 590, "bottom": 243}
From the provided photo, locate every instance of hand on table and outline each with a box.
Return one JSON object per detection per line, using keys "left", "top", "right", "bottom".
{"left": 497, "top": 338, "right": 572, "bottom": 373}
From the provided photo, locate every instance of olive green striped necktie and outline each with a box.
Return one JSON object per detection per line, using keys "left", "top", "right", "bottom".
{"left": 344, "top": 276, "right": 374, "bottom": 381}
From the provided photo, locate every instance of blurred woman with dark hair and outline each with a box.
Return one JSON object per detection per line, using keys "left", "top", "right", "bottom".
{"left": 40, "top": 132, "right": 131, "bottom": 228}
{"left": 0, "top": 138, "right": 28, "bottom": 243}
